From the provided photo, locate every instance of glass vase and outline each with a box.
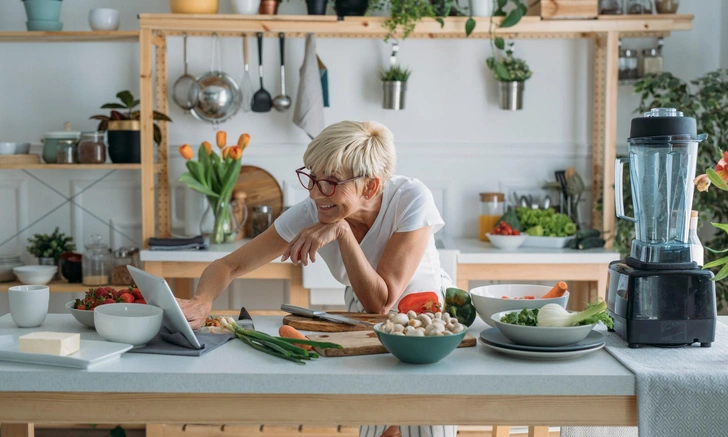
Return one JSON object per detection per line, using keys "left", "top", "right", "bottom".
{"left": 200, "top": 199, "right": 240, "bottom": 244}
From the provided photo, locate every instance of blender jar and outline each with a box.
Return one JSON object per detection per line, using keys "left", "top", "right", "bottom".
{"left": 479, "top": 193, "right": 505, "bottom": 242}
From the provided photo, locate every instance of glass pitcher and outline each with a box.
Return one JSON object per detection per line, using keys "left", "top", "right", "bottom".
{"left": 615, "top": 108, "right": 707, "bottom": 264}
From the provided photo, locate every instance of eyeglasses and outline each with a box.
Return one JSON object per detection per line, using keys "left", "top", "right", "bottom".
{"left": 296, "top": 167, "right": 364, "bottom": 197}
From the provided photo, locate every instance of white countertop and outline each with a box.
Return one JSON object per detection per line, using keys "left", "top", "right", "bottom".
{"left": 0, "top": 314, "right": 635, "bottom": 396}
{"left": 141, "top": 240, "right": 287, "bottom": 263}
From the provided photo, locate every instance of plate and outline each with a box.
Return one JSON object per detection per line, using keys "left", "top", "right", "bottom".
{"left": 0, "top": 336, "right": 133, "bottom": 369}
{"left": 480, "top": 327, "right": 605, "bottom": 352}
{"left": 480, "top": 341, "right": 605, "bottom": 360}
{"left": 521, "top": 235, "right": 573, "bottom": 248}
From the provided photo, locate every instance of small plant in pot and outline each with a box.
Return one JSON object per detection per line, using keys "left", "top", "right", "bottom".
{"left": 488, "top": 41, "right": 532, "bottom": 110}
{"left": 27, "top": 227, "right": 76, "bottom": 278}
{"left": 381, "top": 64, "right": 411, "bottom": 110}
{"left": 90, "top": 90, "right": 172, "bottom": 164}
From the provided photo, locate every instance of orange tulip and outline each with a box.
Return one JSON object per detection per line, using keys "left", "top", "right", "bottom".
{"left": 217, "top": 131, "right": 227, "bottom": 149}
{"left": 222, "top": 146, "right": 231, "bottom": 159}
{"left": 202, "top": 141, "right": 212, "bottom": 155}
{"left": 179, "top": 144, "right": 193, "bottom": 160}
{"left": 716, "top": 151, "right": 728, "bottom": 183}
{"left": 237, "top": 133, "right": 250, "bottom": 150}
{"left": 229, "top": 145, "right": 242, "bottom": 160}
{"left": 694, "top": 174, "right": 711, "bottom": 192}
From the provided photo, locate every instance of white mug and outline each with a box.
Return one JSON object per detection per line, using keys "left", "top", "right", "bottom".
{"left": 9, "top": 285, "right": 49, "bottom": 328}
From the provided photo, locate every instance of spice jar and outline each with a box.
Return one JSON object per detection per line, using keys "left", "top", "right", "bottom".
{"left": 78, "top": 131, "right": 107, "bottom": 164}
{"left": 625, "top": 0, "right": 653, "bottom": 14}
{"left": 640, "top": 39, "right": 664, "bottom": 77}
{"left": 619, "top": 48, "right": 639, "bottom": 81}
{"left": 252, "top": 205, "right": 272, "bottom": 238}
{"left": 599, "top": 0, "right": 623, "bottom": 14}
{"left": 111, "top": 247, "right": 139, "bottom": 285}
{"left": 82, "top": 234, "right": 112, "bottom": 286}
{"left": 479, "top": 193, "right": 505, "bottom": 242}
{"left": 56, "top": 139, "right": 77, "bottom": 164}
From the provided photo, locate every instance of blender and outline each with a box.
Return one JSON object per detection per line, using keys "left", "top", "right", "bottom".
{"left": 606, "top": 108, "right": 717, "bottom": 348}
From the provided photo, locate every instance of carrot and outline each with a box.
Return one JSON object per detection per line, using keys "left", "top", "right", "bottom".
{"left": 542, "top": 281, "right": 568, "bottom": 299}
{"left": 278, "top": 325, "right": 312, "bottom": 351}
{"left": 523, "top": 296, "right": 535, "bottom": 300}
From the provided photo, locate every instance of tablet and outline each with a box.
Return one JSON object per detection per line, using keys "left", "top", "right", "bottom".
{"left": 127, "top": 266, "right": 202, "bottom": 349}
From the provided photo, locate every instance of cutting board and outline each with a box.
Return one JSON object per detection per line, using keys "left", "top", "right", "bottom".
{"left": 232, "top": 165, "right": 283, "bottom": 239}
{"left": 306, "top": 330, "right": 477, "bottom": 357}
{"left": 0, "top": 154, "right": 40, "bottom": 165}
{"left": 282, "top": 312, "right": 389, "bottom": 332}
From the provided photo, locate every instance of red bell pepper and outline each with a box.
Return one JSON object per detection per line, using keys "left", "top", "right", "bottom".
{"left": 397, "top": 291, "right": 442, "bottom": 314}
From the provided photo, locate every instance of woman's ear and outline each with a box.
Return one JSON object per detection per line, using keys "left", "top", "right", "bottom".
{"left": 364, "top": 177, "right": 381, "bottom": 199}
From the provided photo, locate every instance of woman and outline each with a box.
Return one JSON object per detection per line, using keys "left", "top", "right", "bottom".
{"left": 179, "top": 120, "right": 455, "bottom": 437}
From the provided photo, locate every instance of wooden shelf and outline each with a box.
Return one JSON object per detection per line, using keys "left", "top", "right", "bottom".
{"left": 138, "top": 14, "right": 692, "bottom": 38}
{"left": 1, "top": 281, "right": 131, "bottom": 293}
{"left": 0, "top": 163, "right": 164, "bottom": 172}
{"left": 0, "top": 31, "right": 138, "bottom": 42}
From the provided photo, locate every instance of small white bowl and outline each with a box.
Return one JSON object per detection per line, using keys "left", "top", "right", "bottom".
{"left": 470, "top": 284, "right": 569, "bottom": 327}
{"left": 0, "top": 143, "right": 15, "bottom": 155}
{"left": 94, "top": 303, "right": 163, "bottom": 347}
{"left": 14, "top": 142, "right": 31, "bottom": 154}
{"left": 66, "top": 301, "right": 95, "bottom": 328}
{"left": 492, "top": 310, "right": 595, "bottom": 347}
{"left": 231, "top": 0, "right": 261, "bottom": 14}
{"left": 12, "top": 265, "right": 57, "bottom": 285}
{"left": 486, "top": 233, "right": 527, "bottom": 250}
{"left": 88, "top": 8, "right": 120, "bottom": 31}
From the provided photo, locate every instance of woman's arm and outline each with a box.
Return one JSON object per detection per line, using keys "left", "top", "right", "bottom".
{"left": 177, "top": 226, "right": 289, "bottom": 329}
{"left": 338, "top": 225, "right": 431, "bottom": 314}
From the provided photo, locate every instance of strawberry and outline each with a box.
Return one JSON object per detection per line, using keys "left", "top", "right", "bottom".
{"left": 77, "top": 304, "right": 87, "bottom": 310}
{"left": 131, "top": 289, "right": 143, "bottom": 300}
{"left": 119, "top": 293, "right": 134, "bottom": 303}
{"left": 104, "top": 298, "right": 116, "bottom": 304}
{"left": 95, "top": 288, "right": 110, "bottom": 298}
{"left": 134, "top": 298, "right": 147, "bottom": 305}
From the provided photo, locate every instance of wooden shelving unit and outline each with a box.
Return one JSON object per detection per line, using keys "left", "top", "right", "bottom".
{"left": 1, "top": 280, "right": 130, "bottom": 293}
{"left": 0, "top": 30, "right": 138, "bottom": 42}
{"left": 0, "top": 163, "right": 164, "bottom": 172}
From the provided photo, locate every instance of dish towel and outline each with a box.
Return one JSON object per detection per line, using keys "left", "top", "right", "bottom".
{"left": 128, "top": 326, "right": 234, "bottom": 357}
{"left": 148, "top": 235, "right": 208, "bottom": 251}
{"left": 561, "top": 323, "right": 728, "bottom": 437}
{"left": 293, "top": 33, "right": 325, "bottom": 139}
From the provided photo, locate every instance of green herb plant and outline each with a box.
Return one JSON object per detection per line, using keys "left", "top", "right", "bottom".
{"left": 27, "top": 227, "right": 76, "bottom": 261}
{"left": 368, "top": 0, "right": 473, "bottom": 41}
{"left": 486, "top": 0, "right": 529, "bottom": 78}
{"left": 515, "top": 207, "right": 576, "bottom": 237}
{"left": 90, "top": 90, "right": 172, "bottom": 145}
{"left": 380, "top": 64, "right": 412, "bottom": 82}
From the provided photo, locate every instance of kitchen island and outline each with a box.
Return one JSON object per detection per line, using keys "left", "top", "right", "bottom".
{"left": 0, "top": 314, "right": 636, "bottom": 437}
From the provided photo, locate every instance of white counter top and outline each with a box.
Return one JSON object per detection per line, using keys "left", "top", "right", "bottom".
{"left": 141, "top": 240, "right": 287, "bottom": 263}
{"left": 455, "top": 238, "right": 621, "bottom": 264}
{"left": 0, "top": 314, "right": 635, "bottom": 396}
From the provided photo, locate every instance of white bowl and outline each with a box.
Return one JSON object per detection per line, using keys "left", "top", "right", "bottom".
{"left": 94, "top": 303, "right": 163, "bottom": 347}
{"left": 470, "top": 284, "right": 569, "bottom": 327}
{"left": 66, "top": 301, "right": 96, "bottom": 328}
{"left": 0, "top": 142, "right": 15, "bottom": 155}
{"left": 88, "top": 8, "right": 120, "bottom": 31}
{"left": 14, "top": 142, "right": 31, "bottom": 154}
{"left": 492, "top": 310, "right": 595, "bottom": 347}
{"left": 231, "top": 0, "right": 261, "bottom": 14}
{"left": 486, "top": 233, "right": 527, "bottom": 250}
{"left": 12, "top": 265, "right": 57, "bottom": 285}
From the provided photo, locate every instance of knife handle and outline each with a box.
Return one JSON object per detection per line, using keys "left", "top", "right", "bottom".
{"left": 281, "top": 304, "right": 318, "bottom": 317}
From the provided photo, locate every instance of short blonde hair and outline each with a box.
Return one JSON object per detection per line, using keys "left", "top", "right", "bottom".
{"left": 303, "top": 121, "right": 396, "bottom": 191}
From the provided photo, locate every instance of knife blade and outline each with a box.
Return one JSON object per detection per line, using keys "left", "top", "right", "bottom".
{"left": 237, "top": 306, "right": 255, "bottom": 330}
{"left": 280, "top": 304, "right": 373, "bottom": 327}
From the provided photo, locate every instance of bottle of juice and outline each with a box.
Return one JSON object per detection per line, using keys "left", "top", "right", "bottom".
{"left": 479, "top": 192, "right": 505, "bottom": 242}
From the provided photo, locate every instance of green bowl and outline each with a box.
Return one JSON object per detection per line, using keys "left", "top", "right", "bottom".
{"left": 373, "top": 322, "right": 467, "bottom": 364}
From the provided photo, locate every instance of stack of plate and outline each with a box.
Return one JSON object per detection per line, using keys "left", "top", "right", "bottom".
{"left": 0, "top": 256, "right": 24, "bottom": 282}
{"left": 479, "top": 328, "right": 605, "bottom": 360}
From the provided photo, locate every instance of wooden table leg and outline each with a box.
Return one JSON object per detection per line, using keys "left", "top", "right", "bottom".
{"left": 528, "top": 426, "right": 549, "bottom": 437}
{"left": 1, "top": 423, "right": 34, "bottom": 437}
{"left": 289, "top": 279, "right": 310, "bottom": 308}
{"left": 492, "top": 425, "right": 510, "bottom": 437}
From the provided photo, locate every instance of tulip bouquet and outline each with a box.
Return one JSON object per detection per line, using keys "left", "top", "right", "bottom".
{"left": 178, "top": 131, "right": 250, "bottom": 244}
{"left": 694, "top": 151, "right": 728, "bottom": 280}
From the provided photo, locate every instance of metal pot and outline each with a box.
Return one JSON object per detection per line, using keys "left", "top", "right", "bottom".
{"left": 498, "top": 81, "right": 524, "bottom": 111}
{"left": 382, "top": 81, "right": 407, "bottom": 110}
{"left": 191, "top": 34, "right": 242, "bottom": 125}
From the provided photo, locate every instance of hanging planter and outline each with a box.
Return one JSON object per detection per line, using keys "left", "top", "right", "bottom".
{"left": 488, "top": 41, "right": 532, "bottom": 111}
{"left": 381, "top": 63, "right": 410, "bottom": 110}
{"left": 259, "top": 0, "right": 280, "bottom": 14}
{"left": 498, "top": 81, "right": 524, "bottom": 111}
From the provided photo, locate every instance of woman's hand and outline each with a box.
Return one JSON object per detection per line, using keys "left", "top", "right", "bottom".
{"left": 281, "top": 221, "right": 349, "bottom": 266}
{"left": 176, "top": 297, "right": 212, "bottom": 330}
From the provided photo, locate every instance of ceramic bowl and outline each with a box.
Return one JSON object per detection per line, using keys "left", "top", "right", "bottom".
{"left": 94, "top": 303, "right": 163, "bottom": 347}
{"left": 26, "top": 20, "right": 63, "bottom": 31}
{"left": 470, "top": 284, "right": 569, "bottom": 327}
{"left": 491, "top": 310, "right": 595, "bottom": 347}
{"left": 66, "top": 301, "right": 95, "bottom": 328}
{"left": 88, "top": 8, "right": 120, "bottom": 31}
{"left": 14, "top": 142, "right": 31, "bottom": 154}
{"left": 486, "top": 233, "right": 527, "bottom": 250}
{"left": 231, "top": 0, "right": 261, "bottom": 14}
{"left": 0, "top": 142, "right": 15, "bottom": 155}
{"left": 12, "top": 265, "right": 57, "bottom": 285}
{"left": 373, "top": 322, "right": 467, "bottom": 364}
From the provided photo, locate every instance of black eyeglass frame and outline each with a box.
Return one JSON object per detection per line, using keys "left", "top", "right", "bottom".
{"left": 295, "top": 166, "right": 365, "bottom": 197}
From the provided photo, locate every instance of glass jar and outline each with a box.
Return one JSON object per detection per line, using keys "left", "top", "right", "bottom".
{"left": 655, "top": 0, "right": 678, "bottom": 13}
{"left": 251, "top": 205, "right": 272, "bottom": 238}
{"left": 82, "top": 234, "right": 112, "bottom": 286}
{"left": 599, "top": 0, "right": 623, "bottom": 14}
{"left": 111, "top": 247, "right": 138, "bottom": 285}
{"left": 479, "top": 193, "right": 505, "bottom": 242}
{"left": 618, "top": 48, "right": 639, "bottom": 81}
{"left": 625, "top": 0, "right": 653, "bottom": 14}
{"left": 55, "top": 139, "right": 77, "bottom": 164}
{"left": 78, "top": 131, "right": 107, "bottom": 164}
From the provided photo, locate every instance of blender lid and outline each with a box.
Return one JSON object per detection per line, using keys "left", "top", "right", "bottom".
{"left": 628, "top": 108, "right": 704, "bottom": 140}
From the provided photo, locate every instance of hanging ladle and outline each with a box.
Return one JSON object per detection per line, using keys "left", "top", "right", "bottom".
{"left": 272, "top": 32, "right": 292, "bottom": 112}
{"left": 172, "top": 34, "right": 201, "bottom": 112}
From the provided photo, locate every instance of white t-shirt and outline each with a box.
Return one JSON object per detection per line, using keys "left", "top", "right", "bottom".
{"left": 274, "top": 175, "right": 446, "bottom": 302}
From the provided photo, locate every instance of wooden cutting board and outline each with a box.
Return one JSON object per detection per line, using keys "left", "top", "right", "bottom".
{"left": 0, "top": 154, "right": 40, "bottom": 165}
{"left": 282, "top": 312, "right": 389, "bottom": 332}
{"left": 306, "top": 330, "right": 477, "bottom": 357}
{"left": 232, "top": 165, "right": 283, "bottom": 239}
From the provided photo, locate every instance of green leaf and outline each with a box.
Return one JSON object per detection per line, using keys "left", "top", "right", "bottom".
{"left": 703, "top": 255, "right": 728, "bottom": 269}
{"left": 706, "top": 246, "right": 728, "bottom": 254}
{"left": 494, "top": 62, "right": 511, "bottom": 81}
{"left": 707, "top": 168, "right": 728, "bottom": 191}
{"left": 712, "top": 222, "right": 728, "bottom": 235}
{"left": 116, "top": 90, "right": 135, "bottom": 108}
{"left": 495, "top": 37, "right": 505, "bottom": 50}
{"left": 517, "top": 2, "right": 528, "bottom": 16}
{"left": 131, "top": 99, "right": 140, "bottom": 109}
{"left": 179, "top": 173, "right": 219, "bottom": 198}
{"left": 500, "top": 8, "right": 524, "bottom": 28}
{"left": 101, "top": 103, "right": 127, "bottom": 109}
{"left": 486, "top": 57, "right": 495, "bottom": 70}
{"left": 436, "top": 17, "right": 444, "bottom": 27}
{"left": 497, "top": 0, "right": 507, "bottom": 9}
{"left": 465, "top": 18, "right": 476, "bottom": 36}
{"left": 713, "top": 262, "right": 728, "bottom": 282}
{"left": 185, "top": 161, "right": 206, "bottom": 187}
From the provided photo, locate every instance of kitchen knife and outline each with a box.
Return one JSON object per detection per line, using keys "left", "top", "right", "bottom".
{"left": 237, "top": 306, "right": 255, "bottom": 330}
{"left": 280, "top": 304, "right": 373, "bottom": 326}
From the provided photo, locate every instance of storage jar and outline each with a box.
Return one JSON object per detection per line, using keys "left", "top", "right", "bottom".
{"left": 479, "top": 193, "right": 505, "bottom": 242}
{"left": 82, "top": 234, "right": 112, "bottom": 286}
{"left": 78, "top": 131, "right": 107, "bottom": 164}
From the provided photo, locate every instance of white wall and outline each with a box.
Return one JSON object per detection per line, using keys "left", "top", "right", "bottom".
{"left": 722, "top": 0, "right": 728, "bottom": 68}
{"left": 0, "top": 0, "right": 724, "bottom": 314}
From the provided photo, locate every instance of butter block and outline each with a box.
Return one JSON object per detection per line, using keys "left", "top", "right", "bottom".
{"left": 19, "top": 332, "right": 81, "bottom": 356}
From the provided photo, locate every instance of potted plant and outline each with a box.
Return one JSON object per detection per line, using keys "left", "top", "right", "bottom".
{"left": 489, "top": 41, "right": 532, "bottom": 110}
{"left": 90, "top": 90, "right": 172, "bottom": 164}
{"left": 306, "top": 0, "right": 328, "bottom": 14}
{"left": 27, "top": 227, "right": 76, "bottom": 276}
{"left": 381, "top": 64, "right": 411, "bottom": 110}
